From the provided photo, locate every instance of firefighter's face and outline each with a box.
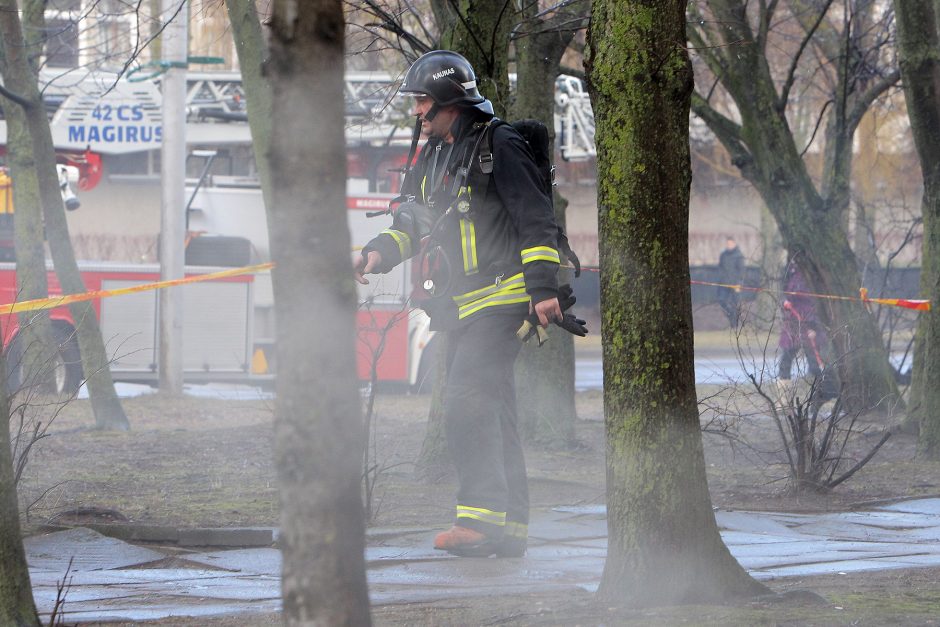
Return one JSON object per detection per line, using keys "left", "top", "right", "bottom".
{"left": 411, "top": 95, "right": 458, "bottom": 141}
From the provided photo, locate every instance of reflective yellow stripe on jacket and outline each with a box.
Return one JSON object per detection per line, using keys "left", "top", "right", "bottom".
{"left": 381, "top": 229, "right": 411, "bottom": 260}
{"left": 459, "top": 218, "right": 479, "bottom": 275}
{"left": 520, "top": 245, "right": 560, "bottom": 265}
{"left": 452, "top": 272, "right": 529, "bottom": 320}
{"left": 456, "top": 505, "right": 506, "bottom": 526}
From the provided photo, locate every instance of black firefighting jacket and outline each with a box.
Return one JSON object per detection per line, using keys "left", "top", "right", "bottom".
{"left": 362, "top": 110, "right": 560, "bottom": 331}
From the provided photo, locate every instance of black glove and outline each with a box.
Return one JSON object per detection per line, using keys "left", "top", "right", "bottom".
{"left": 516, "top": 284, "right": 587, "bottom": 344}
{"left": 555, "top": 313, "right": 588, "bottom": 337}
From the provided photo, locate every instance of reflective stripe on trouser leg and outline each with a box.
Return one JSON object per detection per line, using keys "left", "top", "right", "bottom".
{"left": 456, "top": 505, "right": 506, "bottom": 527}
{"left": 443, "top": 314, "right": 525, "bottom": 537}
{"left": 504, "top": 521, "right": 528, "bottom": 540}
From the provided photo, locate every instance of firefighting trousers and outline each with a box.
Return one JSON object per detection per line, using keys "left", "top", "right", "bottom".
{"left": 442, "top": 313, "right": 528, "bottom": 539}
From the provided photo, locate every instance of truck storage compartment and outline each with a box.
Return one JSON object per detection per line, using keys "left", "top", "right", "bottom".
{"left": 184, "top": 235, "right": 253, "bottom": 267}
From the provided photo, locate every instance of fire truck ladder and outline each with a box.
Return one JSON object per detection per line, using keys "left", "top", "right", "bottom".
{"left": 181, "top": 71, "right": 597, "bottom": 159}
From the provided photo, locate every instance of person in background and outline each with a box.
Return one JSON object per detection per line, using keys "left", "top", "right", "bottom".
{"left": 777, "top": 259, "right": 838, "bottom": 403}
{"left": 717, "top": 236, "right": 745, "bottom": 327}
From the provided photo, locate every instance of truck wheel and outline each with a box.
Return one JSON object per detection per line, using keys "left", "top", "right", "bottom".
{"left": 47, "top": 326, "right": 83, "bottom": 396}
{"left": 4, "top": 329, "right": 81, "bottom": 396}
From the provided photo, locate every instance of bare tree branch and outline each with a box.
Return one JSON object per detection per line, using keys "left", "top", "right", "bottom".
{"left": 691, "top": 91, "right": 756, "bottom": 180}
{"left": 757, "top": 0, "right": 780, "bottom": 54}
{"left": 0, "top": 81, "right": 33, "bottom": 107}
{"left": 847, "top": 68, "right": 901, "bottom": 133}
{"left": 777, "top": 0, "right": 836, "bottom": 112}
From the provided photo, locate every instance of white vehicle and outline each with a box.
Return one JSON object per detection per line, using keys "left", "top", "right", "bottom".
{"left": 184, "top": 160, "right": 437, "bottom": 389}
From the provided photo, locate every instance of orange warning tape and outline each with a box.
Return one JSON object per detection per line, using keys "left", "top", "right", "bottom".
{"left": 570, "top": 265, "right": 930, "bottom": 312}
{"left": 0, "top": 262, "right": 275, "bottom": 315}
{"left": 690, "top": 280, "right": 930, "bottom": 312}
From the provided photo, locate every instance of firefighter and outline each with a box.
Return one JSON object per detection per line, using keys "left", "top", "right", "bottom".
{"left": 354, "top": 50, "right": 565, "bottom": 557}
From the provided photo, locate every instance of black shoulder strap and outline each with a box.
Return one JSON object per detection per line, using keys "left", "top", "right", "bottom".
{"left": 477, "top": 118, "right": 507, "bottom": 176}
{"left": 449, "top": 120, "right": 496, "bottom": 198}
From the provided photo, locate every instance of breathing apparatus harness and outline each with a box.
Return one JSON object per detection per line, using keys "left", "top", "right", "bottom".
{"left": 365, "top": 114, "right": 589, "bottom": 342}
{"left": 369, "top": 115, "right": 492, "bottom": 300}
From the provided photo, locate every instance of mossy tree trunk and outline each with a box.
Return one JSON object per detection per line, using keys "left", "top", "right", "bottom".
{"left": 511, "top": 0, "right": 587, "bottom": 447}
{"left": 0, "top": 0, "right": 129, "bottom": 430}
{"left": 587, "top": 0, "right": 766, "bottom": 605}
{"left": 895, "top": 0, "right": 940, "bottom": 456}
{"left": 267, "top": 0, "right": 371, "bottom": 623}
{"left": 689, "top": 0, "right": 899, "bottom": 412}
{"left": 0, "top": 358, "right": 39, "bottom": 625}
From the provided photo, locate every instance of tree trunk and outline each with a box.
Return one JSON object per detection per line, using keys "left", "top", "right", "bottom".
{"left": 224, "top": 0, "right": 274, "bottom": 211}
{"left": 1, "top": 3, "right": 57, "bottom": 391}
{"left": 0, "top": 82, "right": 58, "bottom": 392}
{"left": 587, "top": 0, "right": 766, "bottom": 605}
{"left": 757, "top": 202, "right": 783, "bottom": 328}
{"left": 267, "top": 0, "right": 371, "bottom": 623}
{"left": 430, "top": 0, "right": 513, "bottom": 118}
{"left": 511, "top": 2, "right": 584, "bottom": 447}
{"left": 0, "top": 0, "right": 129, "bottom": 429}
{"left": 895, "top": 0, "right": 940, "bottom": 456}
{"left": 0, "top": 375, "right": 40, "bottom": 624}
{"left": 853, "top": 111, "right": 883, "bottom": 275}
{"left": 415, "top": 334, "right": 452, "bottom": 480}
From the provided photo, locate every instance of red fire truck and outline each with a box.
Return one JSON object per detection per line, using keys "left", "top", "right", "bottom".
{"left": 0, "top": 260, "right": 256, "bottom": 395}
{"left": 1, "top": 162, "right": 257, "bottom": 394}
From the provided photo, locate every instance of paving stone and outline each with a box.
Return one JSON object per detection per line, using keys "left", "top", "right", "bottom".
{"left": 184, "top": 548, "right": 282, "bottom": 575}
{"left": 25, "top": 528, "right": 165, "bottom": 572}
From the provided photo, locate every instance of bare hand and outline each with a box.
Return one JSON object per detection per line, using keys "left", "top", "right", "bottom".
{"left": 354, "top": 250, "right": 382, "bottom": 285}
{"left": 807, "top": 329, "right": 817, "bottom": 341}
{"left": 532, "top": 297, "right": 563, "bottom": 328}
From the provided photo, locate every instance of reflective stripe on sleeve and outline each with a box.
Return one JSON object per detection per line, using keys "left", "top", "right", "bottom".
{"left": 520, "top": 245, "right": 560, "bottom": 265}
{"left": 456, "top": 505, "right": 506, "bottom": 526}
{"left": 381, "top": 229, "right": 412, "bottom": 259}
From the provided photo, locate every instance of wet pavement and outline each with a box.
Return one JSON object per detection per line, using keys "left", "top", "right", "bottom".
{"left": 577, "top": 355, "right": 751, "bottom": 390}
{"left": 26, "top": 498, "right": 940, "bottom": 622}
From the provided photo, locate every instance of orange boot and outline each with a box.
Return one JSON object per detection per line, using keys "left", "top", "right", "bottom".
{"left": 433, "top": 525, "right": 497, "bottom": 557}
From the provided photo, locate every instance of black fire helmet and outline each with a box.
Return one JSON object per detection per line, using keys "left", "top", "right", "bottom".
{"left": 399, "top": 50, "right": 484, "bottom": 106}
